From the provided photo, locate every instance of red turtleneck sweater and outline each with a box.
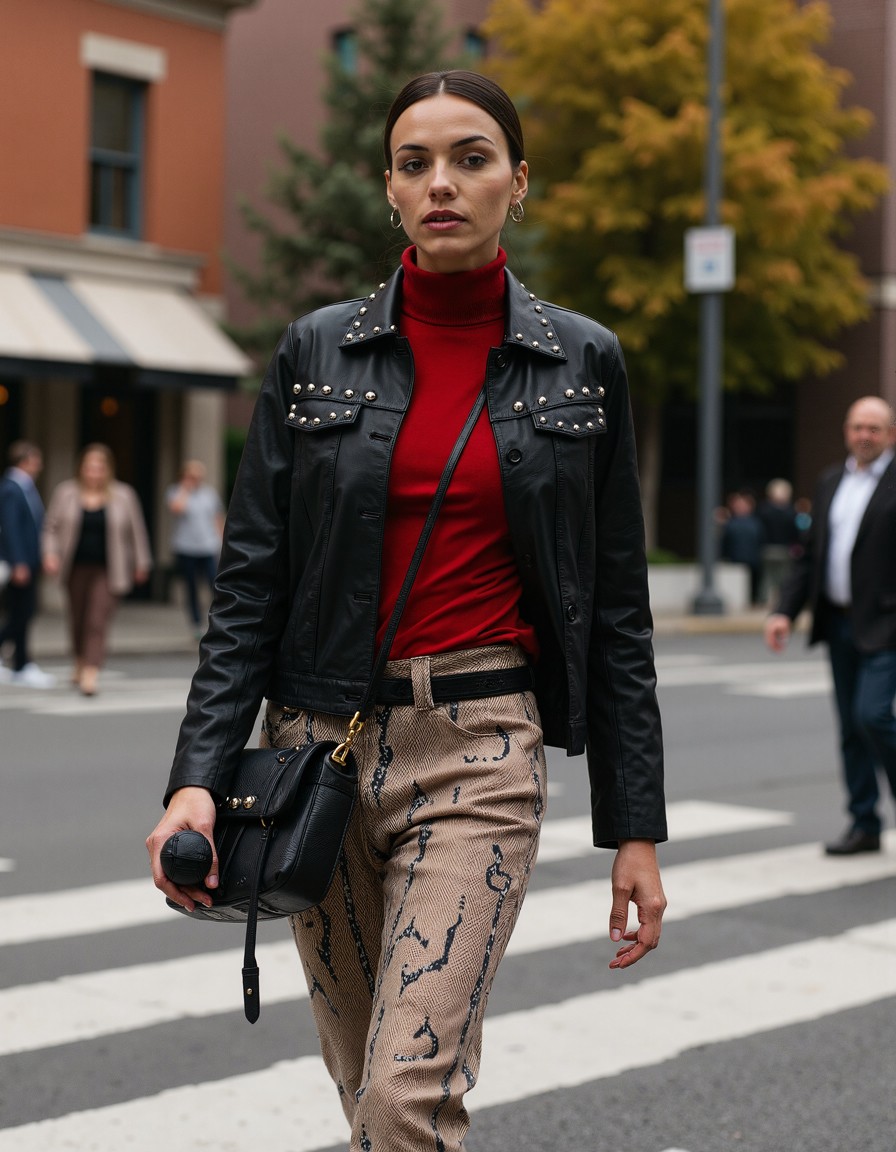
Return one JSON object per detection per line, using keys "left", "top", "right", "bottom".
{"left": 376, "top": 247, "right": 539, "bottom": 662}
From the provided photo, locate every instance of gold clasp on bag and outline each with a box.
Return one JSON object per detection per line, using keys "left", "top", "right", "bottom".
{"left": 331, "top": 711, "right": 365, "bottom": 767}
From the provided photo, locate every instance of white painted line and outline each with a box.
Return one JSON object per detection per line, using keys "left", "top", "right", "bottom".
{"left": 0, "top": 879, "right": 171, "bottom": 947}
{"left": 0, "top": 801, "right": 794, "bottom": 947}
{"left": 509, "top": 830, "right": 896, "bottom": 954}
{"left": 1, "top": 919, "right": 893, "bottom": 1150}
{"left": 2, "top": 832, "right": 894, "bottom": 1056}
{"left": 0, "top": 940, "right": 301, "bottom": 1055}
{"left": 657, "top": 660, "right": 829, "bottom": 691}
{"left": 537, "top": 800, "right": 792, "bottom": 862}
{"left": 30, "top": 692, "right": 190, "bottom": 716}
{"left": 727, "top": 676, "right": 831, "bottom": 698}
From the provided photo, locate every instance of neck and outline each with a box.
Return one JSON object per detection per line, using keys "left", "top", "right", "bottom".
{"left": 400, "top": 247, "right": 507, "bottom": 328}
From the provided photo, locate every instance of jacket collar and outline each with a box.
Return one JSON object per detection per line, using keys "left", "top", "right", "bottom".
{"left": 339, "top": 265, "right": 568, "bottom": 362}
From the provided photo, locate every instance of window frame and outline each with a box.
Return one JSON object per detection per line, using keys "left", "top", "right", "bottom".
{"left": 88, "top": 71, "right": 146, "bottom": 240}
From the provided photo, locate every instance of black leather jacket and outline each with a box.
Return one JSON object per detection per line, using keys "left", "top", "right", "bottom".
{"left": 167, "top": 266, "right": 666, "bottom": 848}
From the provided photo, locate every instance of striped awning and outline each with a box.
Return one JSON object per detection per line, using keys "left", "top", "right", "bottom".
{"left": 0, "top": 267, "right": 251, "bottom": 388}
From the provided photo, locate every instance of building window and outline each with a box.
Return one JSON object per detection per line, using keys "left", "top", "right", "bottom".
{"left": 333, "top": 29, "right": 358, "bottom": 73}
{"left": 464, "top": 29, "right": 486, "bottom": 59}
{"left": 89, "top": 72, "right": 145, "bottom": 238}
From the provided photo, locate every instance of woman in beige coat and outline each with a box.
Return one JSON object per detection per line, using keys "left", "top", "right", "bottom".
{"left": 43, "top": 443, "right": 152, "bottom": 695}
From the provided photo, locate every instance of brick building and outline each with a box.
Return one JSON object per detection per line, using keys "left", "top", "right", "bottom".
{"left": 0, "top": 0, "right": 253, "bottom": 589}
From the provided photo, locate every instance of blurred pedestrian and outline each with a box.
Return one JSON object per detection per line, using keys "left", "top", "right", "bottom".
{"left": 720, "top": 490, "right": 765, "bottom": 605}
{"left": 0, "top": 441, "right": 56, "bottom": 686}
{"left": 765, "top": 396, "right": 896, "bottom": 855}
{"left": 757, "top": 477, "right": 799, "bottom": 605}
{"left": 166, "top": 460, "right": 223, "bottom": 638}
{"left": 43, "top": 444, "right": 152, "bottom": 696}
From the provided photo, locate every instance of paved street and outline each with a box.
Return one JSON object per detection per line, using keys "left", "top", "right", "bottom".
{"left": 1, "top": 633, "right": 894, "bottom": 1151}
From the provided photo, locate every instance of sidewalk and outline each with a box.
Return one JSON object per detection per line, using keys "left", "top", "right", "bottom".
{"left": 27, "top": 598, "right": 771, "bottom": 662}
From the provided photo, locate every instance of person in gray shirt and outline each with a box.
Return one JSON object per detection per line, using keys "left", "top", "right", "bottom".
{"left": 166, "top": 460, "right": 223, "bottom": 638}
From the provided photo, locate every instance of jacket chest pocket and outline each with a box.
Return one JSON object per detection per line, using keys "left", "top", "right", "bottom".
{"left": 285, "top": 395, "right": 362, "bottom": 431}
{"left": 529, "top": 396, "right": 607, "bottom": 437}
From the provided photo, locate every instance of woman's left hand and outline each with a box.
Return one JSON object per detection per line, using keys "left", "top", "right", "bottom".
{"left": 607, "top": 838, "right": 666, "bottom": 969}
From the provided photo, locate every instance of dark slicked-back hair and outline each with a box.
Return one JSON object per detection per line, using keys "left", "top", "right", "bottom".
{"left": 383, "top": 70, "right": 525, "bottom": 170}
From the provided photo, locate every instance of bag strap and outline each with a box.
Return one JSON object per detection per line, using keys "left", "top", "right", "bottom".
{"left": 332, "top": 384, "right": 487, "bottom": 763}
{"left": 239, "top": 387, "right": 487, "bottom": 1022}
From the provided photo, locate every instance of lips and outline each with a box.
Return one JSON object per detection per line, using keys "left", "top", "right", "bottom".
{"left": 423, "top": 211, "right": 464, "bottom": 224}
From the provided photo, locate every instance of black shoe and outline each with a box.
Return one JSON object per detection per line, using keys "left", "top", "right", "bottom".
{"left": 824, "top": 829, "right": 881, "bottom": 856}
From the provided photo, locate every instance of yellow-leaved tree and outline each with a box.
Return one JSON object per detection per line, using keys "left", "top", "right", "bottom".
{"left": 484, "top": 0, "right": 889, "bottom": 549}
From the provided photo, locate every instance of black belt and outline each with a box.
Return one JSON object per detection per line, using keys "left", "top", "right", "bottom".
{"left": 376, "top": 665, "right": 533, "bottom": 706}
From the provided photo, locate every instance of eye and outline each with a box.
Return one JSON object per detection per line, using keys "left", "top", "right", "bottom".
{"left": 397, "top": 158, "right": 426, "bottom": 174}
{"left": 461, "top": 153, "right": 488, "bottom": 169}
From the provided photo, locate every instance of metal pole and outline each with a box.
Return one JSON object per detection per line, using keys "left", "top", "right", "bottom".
{"left": 692, "top": 0, "right": 726, "bottom": 614}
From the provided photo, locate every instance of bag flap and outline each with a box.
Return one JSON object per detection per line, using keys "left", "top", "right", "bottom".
{"left": 219, "top": 742, "right": 344, "bottom": 821}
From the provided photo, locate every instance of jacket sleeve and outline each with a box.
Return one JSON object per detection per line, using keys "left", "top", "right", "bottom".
{"left": 164, "top": 327, "right": 298, "bottom": 805}
{"left": 585, "top": 337, "right": 667, "bottom": 847}
{"left": 0, "top": 483, "right": 27, "bottom": 565}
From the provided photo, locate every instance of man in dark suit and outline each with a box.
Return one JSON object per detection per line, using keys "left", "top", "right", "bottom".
{"left": 0, "top": 441, "right": 55, "bottom": 687}
{"left": 765, "top": 396, "right": 896, "bottom": 855}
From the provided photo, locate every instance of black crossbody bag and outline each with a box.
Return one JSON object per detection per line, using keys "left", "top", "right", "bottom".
{"left": 168, "top": 386, "right": 488, "bottom": 1021}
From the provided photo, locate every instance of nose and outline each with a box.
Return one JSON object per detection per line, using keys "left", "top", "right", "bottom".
{"left": 427, "top": 159, "right": 456, "bottom": 200}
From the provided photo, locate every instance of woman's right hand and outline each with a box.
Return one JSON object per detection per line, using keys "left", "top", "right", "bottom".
{"left": 146, "top": 786, "right": 219, "bottom": 911}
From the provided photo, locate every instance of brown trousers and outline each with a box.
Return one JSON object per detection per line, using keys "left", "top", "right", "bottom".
{"left": 66, "top": 564, "right": 117, "bottom": 668}
{"left": 262, "top": 645, "right": 546, "bottom": 1152}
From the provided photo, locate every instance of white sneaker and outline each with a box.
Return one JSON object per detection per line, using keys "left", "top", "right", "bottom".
{"left": 10, "top": 663, "right": 57, "bottom": 688}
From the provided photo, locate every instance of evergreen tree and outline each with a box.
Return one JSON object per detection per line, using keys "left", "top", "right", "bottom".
{"left": 230, "top": 0, "right": 458, "bottom": 359}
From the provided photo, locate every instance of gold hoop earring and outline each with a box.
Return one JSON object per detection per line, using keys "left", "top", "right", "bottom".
{"left": 390, "top": 207, "right": 402, "bottom": 230}
{"left": 509, "top": 201, "right": 525, "bottom": 223}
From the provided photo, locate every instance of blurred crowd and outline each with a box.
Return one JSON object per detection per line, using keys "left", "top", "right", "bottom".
{"left": 716, "top": 478, "right": 812, "bottom": 607}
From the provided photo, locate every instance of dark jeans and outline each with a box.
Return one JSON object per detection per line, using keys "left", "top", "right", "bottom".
{"left": 827, "top": 611, "right": 896, "bottom": 835}
{"left": 0, "top": 578, "right": 37, "bottom": 671}
{"left": 175, "top": 552, "right": 217, "bottom": 627}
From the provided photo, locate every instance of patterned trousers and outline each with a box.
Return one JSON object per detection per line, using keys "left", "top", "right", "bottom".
{"left": 262, "top": 645, "right": 546, "bottom": 1152}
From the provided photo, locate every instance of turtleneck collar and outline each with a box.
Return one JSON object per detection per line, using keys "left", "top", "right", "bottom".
{"left": 400, "top": 246, "right": 507, "bottom": 327}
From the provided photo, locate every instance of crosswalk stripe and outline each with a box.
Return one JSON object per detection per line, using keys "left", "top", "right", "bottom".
{"left": 0, "top": 800, "right": 786, "bottom": 947}
{"left": 656, "top": 660, "right": 829, "bottom": 689}
{"left": 2, "top": 918, "right": 893, "bottom": 1150}
{"left": 536, "top": 799, "right": 791, "bottom": 862}
{"left": 3, "top": 831, "right": 894, "bottom": 1057}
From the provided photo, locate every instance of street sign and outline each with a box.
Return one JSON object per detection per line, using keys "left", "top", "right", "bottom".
{"left": 684, "top": 225, "right": 735, "bottom": 293}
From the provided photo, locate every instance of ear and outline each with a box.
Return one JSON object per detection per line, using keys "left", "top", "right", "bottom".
{"left": 384, "top": 170, "right": 395, "bottom": 208}
{"left": 512, "top": 161, "right": 529, "bottom": 204}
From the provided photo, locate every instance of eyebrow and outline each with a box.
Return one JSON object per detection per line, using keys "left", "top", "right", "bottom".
{"left": 395, "top": 134, "right": 495, "bottom": 154}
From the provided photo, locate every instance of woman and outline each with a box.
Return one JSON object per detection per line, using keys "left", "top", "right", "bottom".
{"left": 165, "top": 459, "right": 224, "bottom": 638}
{"left": 148, "top": 71, "right": 666, "bottom": 1151}
{"left": 43, "top": 443, "right": 151, "bottom": 695}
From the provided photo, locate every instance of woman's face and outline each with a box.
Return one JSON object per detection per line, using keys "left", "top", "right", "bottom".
{"left": 80, "top": 451, "right": 111, "bottom": 489}
{"left": 385, "top": 93, "right": 527, "bottom": 274}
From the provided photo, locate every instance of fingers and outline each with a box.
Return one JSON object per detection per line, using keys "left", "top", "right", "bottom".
{"left": 763, "top": 614, "right": 790, "bottom": 652}
{"left": 146, "top": 787, "right": 219, "bottom": 911}
{"left": 608, "top": 839, "right": 666, "bottom": 970}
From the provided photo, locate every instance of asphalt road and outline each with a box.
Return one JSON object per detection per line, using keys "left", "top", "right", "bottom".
{"left": 1, "top": 633, "right": 894, "bottom": 1151}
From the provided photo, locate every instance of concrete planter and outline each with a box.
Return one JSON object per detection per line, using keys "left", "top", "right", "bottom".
{"left": 647, "top": 562, "right": 750, "bottom": 616}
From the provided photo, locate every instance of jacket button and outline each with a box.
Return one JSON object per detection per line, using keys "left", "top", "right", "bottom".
{"left": 507, "top": 448, "right": 522, "bottom": 464}
{"left": 495, "top": 353, "right": 508, "bottom": 369}
{"left": 566, "top": 604, "right": 578, "bottom": 622}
